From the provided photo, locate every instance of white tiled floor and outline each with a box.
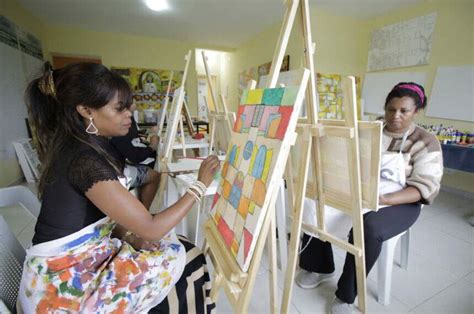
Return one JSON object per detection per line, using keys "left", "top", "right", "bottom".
{"left": 210, "top": 190, "right": 474, "bottom": 313}
{"left": 1, "top": 187, "right": 473, "bottom": 313}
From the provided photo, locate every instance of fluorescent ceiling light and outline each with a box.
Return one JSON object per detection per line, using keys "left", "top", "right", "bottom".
{"left": 145, "top": 0, "right": 169, "bottom": 12}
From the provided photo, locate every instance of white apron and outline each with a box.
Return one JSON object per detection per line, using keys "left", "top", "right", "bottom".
{"left": 302, "top": 130, "right": 409, "bottom": 239}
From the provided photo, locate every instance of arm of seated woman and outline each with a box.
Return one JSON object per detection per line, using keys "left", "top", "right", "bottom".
{"left": 85, "top": 155, "right": 220, "bottom": 242}
{"left": 85, "top": 180, "right": 196, "bottom": 242}
{"left": 379, "top": 186, "right": 422, "bottom": 206}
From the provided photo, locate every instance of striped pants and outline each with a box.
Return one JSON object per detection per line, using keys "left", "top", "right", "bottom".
{"left": 149, "top": 236, "right": 216, "bottom": 313}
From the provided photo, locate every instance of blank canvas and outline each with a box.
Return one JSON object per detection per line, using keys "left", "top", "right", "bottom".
{"left": 426, "top": 65, "right": 474, "bottom": 122}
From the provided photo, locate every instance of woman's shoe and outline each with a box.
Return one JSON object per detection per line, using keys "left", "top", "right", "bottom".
{"left": 295, "top": 270, "right": 335, "bottom": 289}
{"left": 329, "top": 297, "right": 353, "bottom": 314}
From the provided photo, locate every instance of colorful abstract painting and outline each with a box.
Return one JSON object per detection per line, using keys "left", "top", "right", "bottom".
{"left": 317, "top": 73, "right": 362, "bottom": 120}
{"left": 209, "top": 81, "right": 308, "bottom": 271}
{"left": 111, "top": 67, "right": 184, "bottom": 123}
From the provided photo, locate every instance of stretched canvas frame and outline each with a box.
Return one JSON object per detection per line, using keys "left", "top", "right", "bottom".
{"left": 209, "top": 72, "right": 309, "bottom": 271}
{"left": 161, "top": 86, "right": 185, "bottom": 160}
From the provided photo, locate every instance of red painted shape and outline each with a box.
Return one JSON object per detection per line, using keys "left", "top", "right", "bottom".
{"left": 234, "top": 105, "right": 246, "bottom": 131}
{"left": 275, "top": 106, "right": 293, "bottom": 140}
{"left": 211, "top": 193, "right": 220, "bottom": 209}
{"left": 243, "top": 228, "right": 253, "bottom": 261}
{"left": 217, "top": 218, "right": 234, "bottom": 249}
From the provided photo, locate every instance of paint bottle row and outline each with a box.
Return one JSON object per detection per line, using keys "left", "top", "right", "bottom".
{"left": 418, "top": 124, "right": 474, "bottom": 145}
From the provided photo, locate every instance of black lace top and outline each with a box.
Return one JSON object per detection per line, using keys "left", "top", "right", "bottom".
{"left": 32, "top": 137, "right": 123, "bottom": 245}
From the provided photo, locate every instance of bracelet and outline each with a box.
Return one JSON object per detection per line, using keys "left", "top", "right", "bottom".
{"left": 189, "top": 181, "right": 206, "bottom": 196}
{"left": 188, "top": 185, "right": 204, "bottom": 198}
{"left": 194, "top": 181, "right": 207, "bottom": 194}
{"left": 186, "top": 187, "right": 201, "bottom": 203}
{"left": 190, "top": 184, "right": 205, "bottom": 197}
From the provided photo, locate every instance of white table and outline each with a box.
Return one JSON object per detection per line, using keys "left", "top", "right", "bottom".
{"left": 172, "top": 135, "right": 210, "bottom": 156}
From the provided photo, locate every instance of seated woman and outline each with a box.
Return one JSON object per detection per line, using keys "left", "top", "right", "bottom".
{"left": 110, "top": 103, "right": 161, "bottom": 210}
{"left": 295, "top": 82, "right": 443, "bottom": 313}
{"left": 19, "top": 62, "right": 220, "bottom": 313}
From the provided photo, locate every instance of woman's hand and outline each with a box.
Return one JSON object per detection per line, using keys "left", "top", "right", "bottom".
{"left": 379, "top": 194, "right": 390, "bottom": 205}
{"left": 123, "top": 232, "right": 160, "bottom": 251}
{"left": 198, "top": 155, "right": 220, "bottom": 187}
{"left": 150, "top": 126, "right": 159, "bottom": 135}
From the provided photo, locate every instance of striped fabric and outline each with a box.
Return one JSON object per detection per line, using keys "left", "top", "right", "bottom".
{"left": 149, "top": 236, "right": 216, "bottom": 314}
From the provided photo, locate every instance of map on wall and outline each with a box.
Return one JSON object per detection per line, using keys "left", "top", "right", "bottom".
{"left": 367, "top": 13, "right": 437, "bottom": 72}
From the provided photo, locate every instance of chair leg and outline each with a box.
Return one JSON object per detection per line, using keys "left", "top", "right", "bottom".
{"left": 377, "top": 236, "right": 398, "bottom": 306}
{"left": 400, "top": 229, "right": 410, "bottom": 270}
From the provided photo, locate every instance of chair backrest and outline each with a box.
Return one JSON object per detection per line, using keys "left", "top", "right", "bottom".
{"left": 0, "top": 186, "right": 40, "bottom": 218}
{"left": 0, "top": 214, "right": 26, "bottom": 312}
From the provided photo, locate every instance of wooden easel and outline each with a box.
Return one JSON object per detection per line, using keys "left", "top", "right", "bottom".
{"left": 279, "top": 1, "right": 380, "bottom": 313}
{"left": 201, "top": 51, "right": 235, "bottom": 155}
{"left": 202, "top": 0, "right": 310, "bottom": 311}
{"left": 155, "top": 50, "right": 192, "bottom": 210}
{"left": 157, "top": 71, "right": 174, "bottom": 136}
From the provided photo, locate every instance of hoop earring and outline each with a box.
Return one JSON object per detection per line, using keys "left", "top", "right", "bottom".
{"left": 86, "top": 117, "right": 99, "bottom": 135}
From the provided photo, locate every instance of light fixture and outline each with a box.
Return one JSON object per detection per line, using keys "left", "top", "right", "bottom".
{"left": 145, "top": 0, "right": 169, "bottom": 12}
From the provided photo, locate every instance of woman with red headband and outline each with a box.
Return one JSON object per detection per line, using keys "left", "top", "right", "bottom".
{"left": 296, "top": 82, "right": 444, "bottom": 313}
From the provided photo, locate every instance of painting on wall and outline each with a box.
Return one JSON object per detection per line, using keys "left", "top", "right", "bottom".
{"left": 317, "top": 73, "right": 362, "bottom": 119}
{"left": 112, "top": 67, "right": 184, "bottom": 123}
{"left": 209, "top": 78, "right": 308, "bottom": 271}
{"left": 238, "top": 67, "right": 257, "bottom": 101}
{"left": 257, "top": 55, "right": 290, "bottom": 82}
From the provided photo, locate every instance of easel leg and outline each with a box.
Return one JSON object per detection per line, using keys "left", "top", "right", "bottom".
{"left": 276, "top": 178, "right": 288, "bottom": 270}
{"left": 281, "top": 130, "right": 313, "bottom": 314}
{"left": 268, "top": 210, "right": 278, "bottom": 313}
{"left": 209, "top": 117, "right": 216, "bottom": 154}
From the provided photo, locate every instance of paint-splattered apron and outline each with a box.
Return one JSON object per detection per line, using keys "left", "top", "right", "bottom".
{"left": 19, "top": 217, "right": 186, "bottom": 313}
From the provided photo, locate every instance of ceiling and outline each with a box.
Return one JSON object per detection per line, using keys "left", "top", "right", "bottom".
{"left": 18, "top": 0, "right": 420, "bottom": 48}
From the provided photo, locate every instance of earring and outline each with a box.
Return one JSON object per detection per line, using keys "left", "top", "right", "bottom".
{"left": 86, "top": 117, "right": 99, "bottom": 135}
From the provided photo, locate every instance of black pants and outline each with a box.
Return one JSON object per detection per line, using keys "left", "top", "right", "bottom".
{"left": 299, "top": 202, "right": 421, "bottom": 304}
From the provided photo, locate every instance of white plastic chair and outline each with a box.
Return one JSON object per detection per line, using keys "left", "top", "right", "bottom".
{"left": 0, "top": 186, "right": 41, "bottom": 218}
{"left": 0, "top": 214, "right": 26, "bottom": 312}
{"left": 377, "top": 228, "right": 410, "bottom": 305}
{"left": 0, "top": 185, "right": 40, "bottom": 312}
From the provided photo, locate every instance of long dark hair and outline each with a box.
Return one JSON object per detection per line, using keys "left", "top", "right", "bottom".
{"left": 26, "top": 62, "right": 132, "bottom": 196}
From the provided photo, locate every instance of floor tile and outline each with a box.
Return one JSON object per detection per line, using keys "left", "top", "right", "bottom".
{"left": 422, "top": 208, "right": 474, "bottom": 243}
{"left": 365, "top": 278, "right": 411, "bottom": 313}
{"left": 387, "top": 251, "right": 459, "bottom": 308}
{"left": 410, "top": 279, "right": 474, "bottom": 313}
{"left": 410, "top": 221, "right": 473, "bottom": 279}
{"left": 463, "top": 272, "right": 474, "bottom": 285}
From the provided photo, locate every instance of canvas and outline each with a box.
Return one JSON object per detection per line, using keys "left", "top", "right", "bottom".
{"left": 317, "top": 73, "right": 362, "bottom": 120}
{"left": 209, "top": 83, "right": 307, "bottom": 271}
{"left": 161, "top": 87, "right": 185, "bottom": 160}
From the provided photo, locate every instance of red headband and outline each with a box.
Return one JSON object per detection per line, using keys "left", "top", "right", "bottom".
{"left": 395, "top": 84, "right": 424, "bottom": 104}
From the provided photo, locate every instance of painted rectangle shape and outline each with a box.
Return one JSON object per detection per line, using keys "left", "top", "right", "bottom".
{"left": 209, "top": 73, "right": 309, "bottom": 272}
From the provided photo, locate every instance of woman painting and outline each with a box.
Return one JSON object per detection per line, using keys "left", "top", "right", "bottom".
{"left": 19, "top": 62, "right": 220, "bottom": 313}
